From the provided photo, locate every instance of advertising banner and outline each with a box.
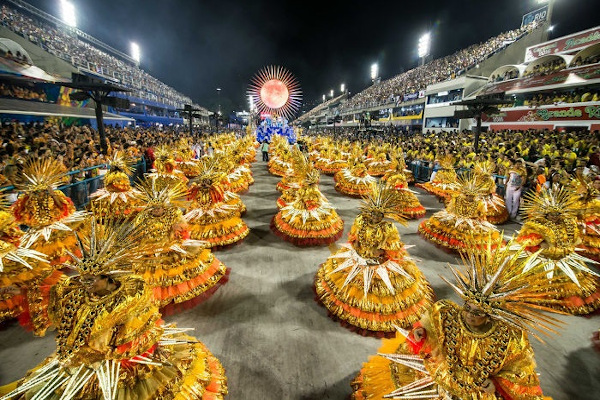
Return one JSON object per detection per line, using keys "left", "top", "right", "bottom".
{"left": 478, "top": 64, "right": 600, "bottom": 96}
{"left": 482, "top": 105, "right": 600, "bottom": 123}
{"left": 525, "top": 26, "right": 600, "bottom": 62}
{"left": 521, "top": 6, "right": 548, "bottom": 29}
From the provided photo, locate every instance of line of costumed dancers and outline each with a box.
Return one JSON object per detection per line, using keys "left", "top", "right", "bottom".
{"left": 1, "top": 129, "right": 600, "bottom": 399}
{"left": 268, "top": 133, "right": 600, "bottom": 399}
{"left": 0, "top": 134, "right": 257, "bottom": 400}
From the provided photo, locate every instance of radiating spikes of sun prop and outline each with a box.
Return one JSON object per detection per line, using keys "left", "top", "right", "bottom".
{"left": 248, "top": 65, "right": 302, "bottom": 120}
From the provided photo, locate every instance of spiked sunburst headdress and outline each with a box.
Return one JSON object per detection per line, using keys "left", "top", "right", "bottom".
{"left": 359, "top": 183, "right": 406, "bottom": 225}
{"left": 521, "top": 186, "right": 580, "bottom": 221}
{"left": 452, "top": 172, "right": 488, "bottom": 197}
{"left": 106, "top": 151, "right": 133, "bottom": 175}
{"left": 135, "top": 176, "right": 188, "bottom": 210}
{"left": 570, "top": 174, "right": 599, "bottom": 206}
{"left": 67, "top": 217, "right": 155, "bottom": 276}
{"left": 15, "top": 158, "right": 67, "bottom": 193}
{"left": 443, "top": 236, "right": 564, "bottom": 341}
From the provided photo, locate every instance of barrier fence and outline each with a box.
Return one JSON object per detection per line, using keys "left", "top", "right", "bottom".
{"left": 407, "top": 161, "right": 507, "bottom": 197}
{"left": 1, "top": 158, "right": 147, "bottom": 210}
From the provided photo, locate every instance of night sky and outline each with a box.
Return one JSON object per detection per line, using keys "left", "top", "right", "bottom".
{"left": 24, "top": 0, "right": 600, "bottom": 115}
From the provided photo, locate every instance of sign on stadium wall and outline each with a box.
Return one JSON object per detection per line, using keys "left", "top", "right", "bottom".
{"left": 525, "top": 26, "right": 600, "bottom": 62}
{"left": 478, "top": 64, "right": 600, "bottom": 96}
{"left": 521, "top": 6, "right": 548, "bottom": 29}
{"left": 482, "top": 105, "right": 600, "bottom": 123}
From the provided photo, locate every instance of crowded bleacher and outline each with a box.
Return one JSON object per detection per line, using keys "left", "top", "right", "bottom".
{"left": 0, "top": 3, "right": 197, "bottom": 108}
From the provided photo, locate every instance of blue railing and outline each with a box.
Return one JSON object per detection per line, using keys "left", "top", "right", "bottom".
{"left": 1, "top": 159, "right": 147, "bottom": 210}
{"left": 408, "top": 160, "right": 507, "bottom": 197}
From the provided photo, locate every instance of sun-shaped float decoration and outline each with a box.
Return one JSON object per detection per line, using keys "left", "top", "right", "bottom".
{"left": 248, "top": 65, "right": 302, "bottom": 120}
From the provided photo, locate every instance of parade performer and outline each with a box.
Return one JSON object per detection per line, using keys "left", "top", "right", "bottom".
{"left": 134, "top": 177, "right": 229, "bottom": 307}
{"left": 381, "top": 153, "right": 425, "bottom": 219}
{"left": 334, "top": 158, "right": 377, "bottom": 198}
{"left": 267, "top": 139, "right": 292, "bottom": 177}
{"left": 185, "top": 164, "right": 249, "bottom": 249}
{"left": 474, "top": 161, "right": 509, "bottom": 224}
{"left": 89, "top": 151, "right": 142, "bottom": 218}
{"left": 514, "top": 187, "right": 600, "bottom": 314}
{"left": 314, "top": 184, "right": 433, "bottom": 336}
{"left": 0, "top": 192, "right": 49, "bottom": 334}
{"left": 366, "top": 149, "right": 391, "bottom": 177}
{"left": 351, "top": 240, "right": 563, "bottom": 400}
{"left": 225, "top": 143, "right": 253, "bottom": 194}
{"left": 419, "top": 173, "right": 501, "bottom": 252}
{"left": 174, "top": 139, "right": 201, "bottom": 179}
{"left": 571, "top": 174, "right": 600, "bottom": 262}
{"left": 0, "top": 219, "right": 228, "bottom": 400}
{"left": 150, "top": 145, "right": 189, "bottom": 186}
{"left": 271, "top": 169, "right": 343, "bottom": 246}
{"left": 416, "top": 154, "right": 457, "bottom": 202}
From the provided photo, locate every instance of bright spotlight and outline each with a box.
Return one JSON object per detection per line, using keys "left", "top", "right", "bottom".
{"left": 131, "top": 42, "right": 141, "bottom": 63}
{"left": 329, "top": 89, "right": 334, "bottom": 97}
{"left": 322, "top": 94, "right": 326, "bottom": 102}
{"left": 548, "top": 25, "right": 555, "bottom": 31}
{"left": 60, "top": 0, "right": 76, "bottom": 27}
{"left": 340, "top": 83, "right": 345, "bottom": 93}
{"left": 248, "top": 94, "right": 254, "bottom": 111}
{"left": 418, "top": 32, "right": 431, "bottom": 58}
{"left": 370, "top": 63, "right": 378, "bottom": 80}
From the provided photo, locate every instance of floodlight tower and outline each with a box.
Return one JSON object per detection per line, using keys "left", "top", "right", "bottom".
{"left": 329, "top": 89, "right": 334, "bottom": 98}
{"left": 131, "top": 42, "right": 141, "bottom": 66}
{"left": 418, "top": 32, "right": 431, "bottom": 66}
{"left": 60, "top": 0, "right": 76, "bottom": 28}
{"left": 340, "top": 83, "right": 345, "bottom": 93}
{"left": 370, "top": 63, "right": 379, "bottom": 85}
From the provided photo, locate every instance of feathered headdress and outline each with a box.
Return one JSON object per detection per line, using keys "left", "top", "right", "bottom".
{"left": 443, "top": 236, "right": 565, "bottom": 341}
{"left": 359, "top": 183, "right": 406, "bottom": 224}
{"left": 106, "top": 151, "right": 133, "bottom": 175}
{"left": 135, "top": 176, "right": 188, "bottom": 210}
{"left": 521, "top": 186, "right": 580, "bottom": 221}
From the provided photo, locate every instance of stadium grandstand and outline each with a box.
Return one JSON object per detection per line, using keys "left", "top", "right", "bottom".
{"left": 0, "top": 0, "right": 211, "bottom": 126}
{"left": 297, "top": 18, "right": 556, "bottom": 131}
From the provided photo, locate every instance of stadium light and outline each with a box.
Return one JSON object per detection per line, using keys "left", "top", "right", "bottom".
{"left": 248, "top": 94, "right": 254, "bottom": 112}
{"left": 418, "top": 32, "right": 431, "bottom": 59}
{"left": 131, "top": 42, "right": 141, "bottom": 63}
{"left": 322, "top": 94, "right": 326, "bottom": 102}
{"left": 60, "top": 0, "right": 76, "bottom": 28}
{"left": 370, "top": 63, "right": 378, "bottom": 80}
{"left": 340, "top": 83, "right": 345, "bottom": 93}
{"left": 329, "top": 89, "right": 334, "bottom": 98}
{"left": 548, "top": 25, "right": 554, "bottom": 31}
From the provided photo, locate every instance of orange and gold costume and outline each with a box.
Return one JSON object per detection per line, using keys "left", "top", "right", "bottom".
{"left": 334, "top": 161, "right": 377, "bottom": 198}
{"left": 0, "top": 221, "right": 227, "bottom": 400}
{"left": 515, "top": 187, "right": 600, "bottom": 315}
{"left": 134, "top": 179, "right": 229, "bottom": 307}
{"left": 474, "top": 162, "right": 509, "bottom": 224}
{"left": 419, "top": 174, "right": 500, "bottom": 252}
{"left": 416, "top": 155, "right": 458, "bottom": 202}
{"left": 315, "top": 187, "right": 433, "bottom": 335}
{"left": 381, "top": 157, "right": 425, "bottom": 219}
{"left": 272, "top": 171, "right": 343, "bottom": 246}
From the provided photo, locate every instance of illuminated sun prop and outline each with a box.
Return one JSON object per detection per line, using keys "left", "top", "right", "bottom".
{"left": 248, "top": 66, "right": 302, "bottom": 119}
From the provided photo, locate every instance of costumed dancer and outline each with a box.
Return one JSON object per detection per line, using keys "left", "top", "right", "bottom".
{"left": 150, "top": 145, "right": 189, "bottom": 186}
{"left": 334, "top": 157, "right": 377, "bottom": 198}
{"left": 381, "top": 152, "right": 425, "bottom": 219}
{"left": 474, "top": 161, "right": 509, "bottom": 224}
{"left": 351, "top": 239, "right": 564, "bottom": 400}
{"left": 366, "top": 149, "right": 391, "bottom": 177}
{"left": 185, "top": 162, "right": 249, "bottom": 249}
{"left": 314, "top": 184, "right": 434, "bottom": 336}
{"left": 0, "top": 192, "right": 48, "bottom": 333}
{"left": 321, "top": 147, "right": 348, "bottom": 176}
{"left": 416, "top": 154, "right": 457, "bottom": 202}
{"left": 0, "top": 219, "right": 227, "bottom": 400}
{"left": 224, "top": 143, "right": 253, "bottom": 195}
{"left": 174, "top": 139, "right": 201, "bottom": 180}
{"left": 267, "top": 138, "right": 291, "bottom": 177}
{"left": 271, "top": 169, "right": 344, "bottom": 246}
{"left": 134, "top": 177, "right": 229, "bottom": 307}
{"left": 89, "top": 151, "right": 142, "bottom": 219}
{"left": 571, "top": 174, "right": 600, "bottom": 262}
{"left": 10, "top": 159, "right": 87, "bottom": 334}
{"left": 514, "top": 187, "right": 600, "bottom": 315}
{"left": 276, "top": 152, "right": 313, "bottom": 209}
{"left": 418, "top": 173, "right": 501, "bottom": 252}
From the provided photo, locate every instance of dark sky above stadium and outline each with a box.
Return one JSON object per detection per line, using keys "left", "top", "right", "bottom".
{"left": 26, "top": 0, "right": 600, "bottom": 115}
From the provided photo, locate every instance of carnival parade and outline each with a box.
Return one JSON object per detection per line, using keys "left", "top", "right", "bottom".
{"left": 1, "top": 0, "right": 600, "bottom": 399}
